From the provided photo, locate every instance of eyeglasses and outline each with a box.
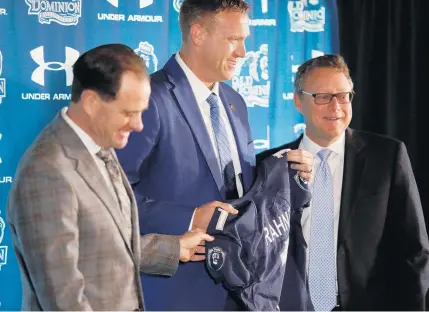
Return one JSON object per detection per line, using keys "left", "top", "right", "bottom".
{"left": 301, "top": 90, "right": 354, "bottom": 105}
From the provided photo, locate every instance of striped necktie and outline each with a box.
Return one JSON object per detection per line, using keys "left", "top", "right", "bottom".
{"left": 206, "top": 93, "right": 237, "bottom": 199}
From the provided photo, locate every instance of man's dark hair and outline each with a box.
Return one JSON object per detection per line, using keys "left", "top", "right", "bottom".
{"left": 294, "top": 54, "right": 353, "bottom": 94}
{"left": 71, "top": 43, "right": 148, "bottom": 103}
{"left": 179, "top": 0, "right": 250, "bottom": 41}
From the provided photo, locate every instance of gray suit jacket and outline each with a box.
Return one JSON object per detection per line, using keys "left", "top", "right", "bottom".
{"left": 7, "top": 114, "right": 180, "bottom": 311}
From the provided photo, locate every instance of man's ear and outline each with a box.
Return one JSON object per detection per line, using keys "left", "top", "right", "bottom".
{"left": 294, "top": 93, "right": 303, "bottom": 113}
{"left": 81, "top": 90, "right": 101, "bottom": 118}
{"left": 190, "top": 23, "right": 208, "bottom": 47}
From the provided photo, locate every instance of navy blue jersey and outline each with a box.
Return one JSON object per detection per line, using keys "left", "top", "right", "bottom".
{"left": 205, "top": 150, "right": 311, "bottom": 311}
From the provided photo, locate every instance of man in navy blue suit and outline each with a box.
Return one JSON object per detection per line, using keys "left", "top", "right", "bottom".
{"left": 116, "top": 0, "right": 313, "bottom": 310}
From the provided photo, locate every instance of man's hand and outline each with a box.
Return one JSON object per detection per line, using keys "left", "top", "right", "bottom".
{"left": 191, "top": 201, "right": 238, "bottom": 233}
{"left": 286, "top": 149, "right": 314, "bottom": 182}
{"left": 179, "top": 229, "right": 214, "bottom": 262}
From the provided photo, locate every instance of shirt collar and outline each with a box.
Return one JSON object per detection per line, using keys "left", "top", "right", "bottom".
{"left": 300, "top": 131, "right": 346, "bottom": 158}
{"left": 175, "top": 52, "right": 219, "bottom": 104}
{"left": 61, "top": 106, "right": 101, "bottom": 156}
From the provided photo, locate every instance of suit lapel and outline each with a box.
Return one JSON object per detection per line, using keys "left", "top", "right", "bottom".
{"left": 287, "top": 136, "right": 302, "bottom": 150}
{"left": 164, "top": 57, "right": 224, "bottom": 198}
{"left": 52, "top": 115, "right": 134, "bottom": 255}
{"left": 337, "top": 128, "right": 367, "bottom": 248}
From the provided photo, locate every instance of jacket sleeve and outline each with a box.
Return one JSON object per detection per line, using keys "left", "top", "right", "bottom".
{"left": 389, "top": 142, "right": 429, "bottom": 310}
{"left": 139, "top": 233, "right": 180, "bottom": 276}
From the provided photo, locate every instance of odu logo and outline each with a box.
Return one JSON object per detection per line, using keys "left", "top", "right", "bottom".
{"left": 173, "top": 0, "right": 184, "bottom": 13}
{"left": 232, "top": 44, "right": 270, "bottom": 108}
{"left": 0, "top": 50, "right": 6, "bottom": 104}
{"left": 207, "top": 246, "right": 226, "bottom": 271}
{"left": 288, "top": 0, "right": 325, "bottom": 32}
{"left": 25, "top": 0, "right": 81, "bottom": 26}
{"left": 134, "top": 42, "right": 158, "bottom": 73}
{"left": 106, "top": 0, "right": 153, "bottom": 8}
{"left": 30, "top": 46, "right": 80, "bottom": 86}
{"left": 0, "top": 214, "right": 7, "bottom": 270}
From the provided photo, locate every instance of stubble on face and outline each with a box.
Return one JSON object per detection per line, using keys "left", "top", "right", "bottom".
{"left": 199, "top": 10, "right": 250, "bottom": 84}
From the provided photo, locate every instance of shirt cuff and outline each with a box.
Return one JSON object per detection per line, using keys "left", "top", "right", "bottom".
{"left": 188, "top": 208, "right": 197, "bottom": 230}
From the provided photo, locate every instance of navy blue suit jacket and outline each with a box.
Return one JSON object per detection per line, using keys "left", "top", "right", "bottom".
{"left": 116, "top": 56, "right": 256, "bottom": 311}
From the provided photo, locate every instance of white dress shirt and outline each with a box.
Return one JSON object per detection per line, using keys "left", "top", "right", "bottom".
{"left": 175, "top": 53, "right": 244, "bottom": 197}
{"left": 61, "top": 107, "right": 116, "bottom": 194}
{"left": 299, "top": 132, "right": 345, "bottom": 269}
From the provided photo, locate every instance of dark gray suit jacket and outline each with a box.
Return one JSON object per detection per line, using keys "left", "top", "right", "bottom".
{"left": 257, "top": 128, "right": 429, "bottom": 310}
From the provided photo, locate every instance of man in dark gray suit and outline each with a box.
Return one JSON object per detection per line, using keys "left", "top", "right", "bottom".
{"left": 257, "top": 54, "right": 429, "bottom": 310}
{"left": 7, "top": 44, "right": 219, "bottom": 311}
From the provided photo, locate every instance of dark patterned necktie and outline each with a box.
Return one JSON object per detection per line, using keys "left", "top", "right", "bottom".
{"left": 96, "top": 149, "right": 132, "bottom": 242}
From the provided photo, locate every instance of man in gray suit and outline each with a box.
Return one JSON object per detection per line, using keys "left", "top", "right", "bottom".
{"left": 6, "top": 44, "right": 224, "bottom": 311}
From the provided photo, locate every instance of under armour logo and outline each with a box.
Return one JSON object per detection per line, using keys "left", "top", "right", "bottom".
{"left": 106, "top": 0, "right": 153, "bottom": 8}
{"left": 30, "top": 46, "right": 80, "bottom": 86}
{"left": 261, "top": 0, "right": 268, "bottom": 13}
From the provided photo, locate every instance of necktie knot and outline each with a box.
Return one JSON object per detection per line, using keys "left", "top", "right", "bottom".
{"left": 96, "top": 149, "right": 114, "bottom": 164}
{"left": 317, "top": 149, "right": 331, "bottom": 163}
{"left": 96, "top": 149, "right": 120, "bottom": 178}
{"left": 207, "top": 93, "right": 219, "bottom": 109}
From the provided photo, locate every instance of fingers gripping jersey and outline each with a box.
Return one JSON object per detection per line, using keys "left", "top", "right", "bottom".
{"left": 206, "top": 150, "right": 311, "bottom": 311}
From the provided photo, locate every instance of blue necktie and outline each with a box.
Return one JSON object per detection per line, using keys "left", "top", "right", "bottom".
{"left": 206, "top": 93, "right": 237, "bottom": 198}
{"left": 308, "top": 149, "right": 337, "bottom": 311}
